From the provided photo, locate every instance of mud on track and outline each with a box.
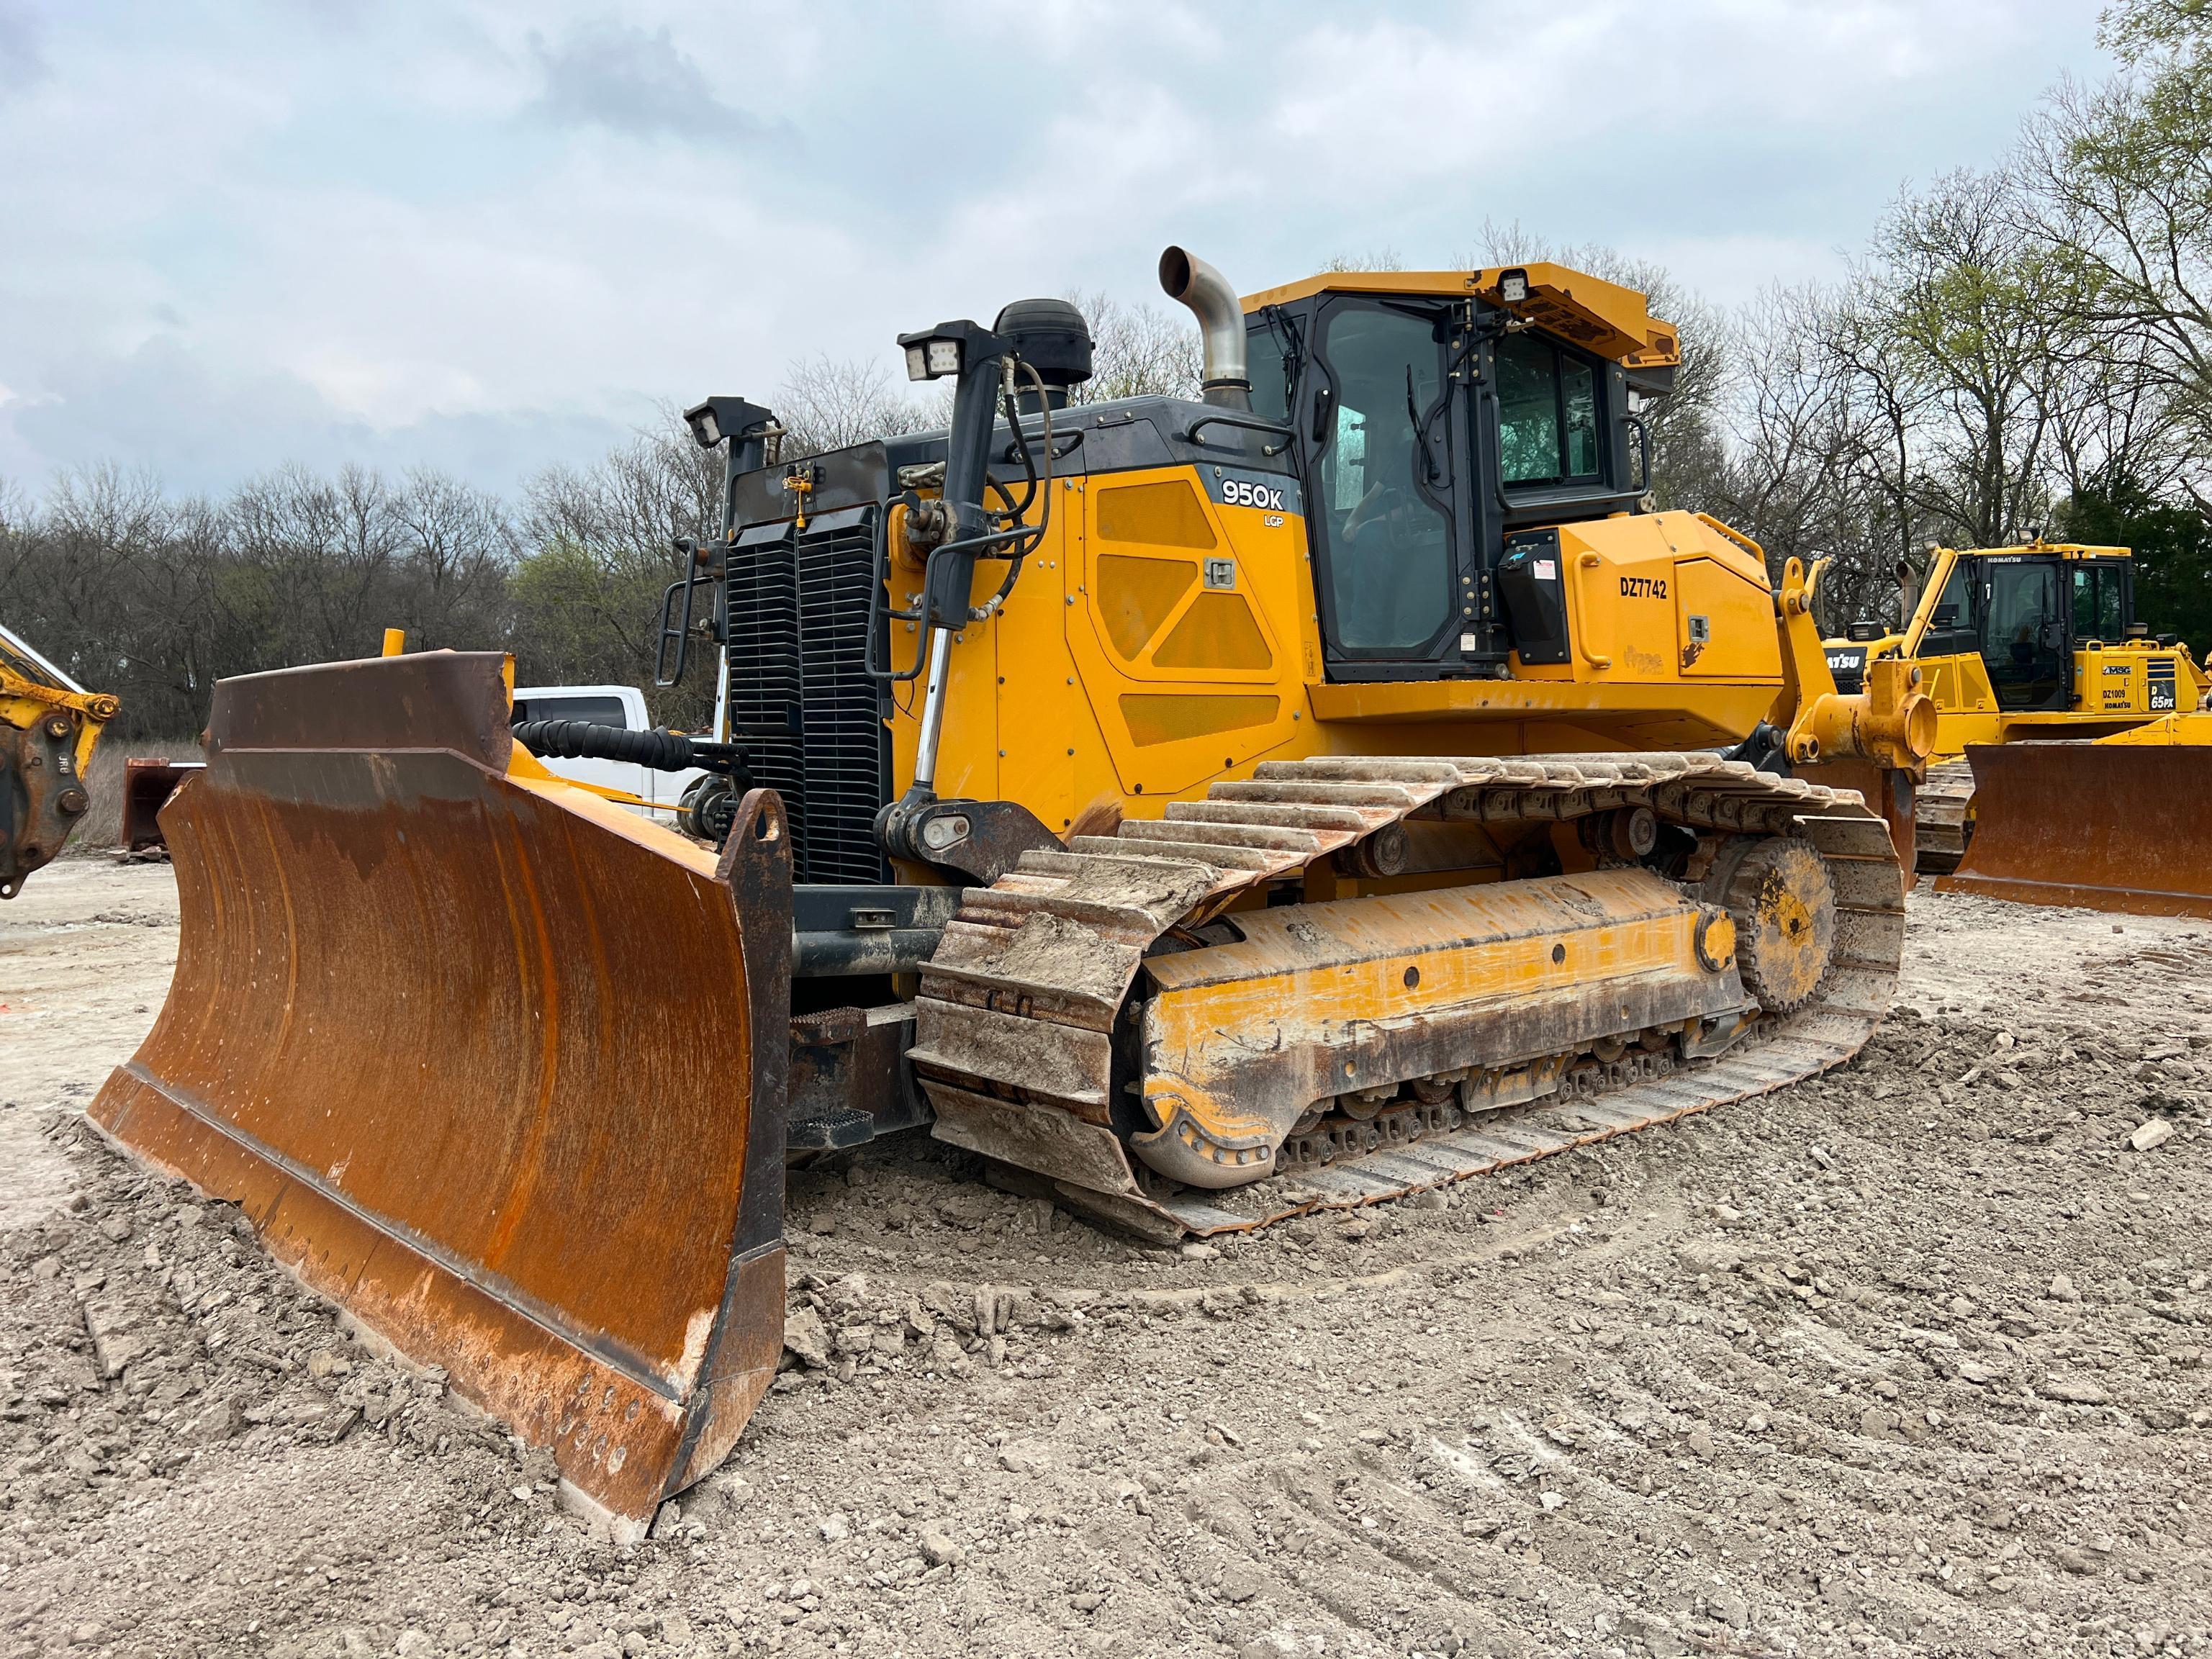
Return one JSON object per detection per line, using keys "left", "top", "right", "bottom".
{"left": 2, "top": 859, "right": 2210, "bottom": 1658}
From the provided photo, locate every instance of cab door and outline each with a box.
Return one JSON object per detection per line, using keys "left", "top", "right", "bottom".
{"left": 1974, "top": 555, "right": 2069, "bottom": 711}
{"left": 1296, "top": 297, "right": 1466, "bottom": 672}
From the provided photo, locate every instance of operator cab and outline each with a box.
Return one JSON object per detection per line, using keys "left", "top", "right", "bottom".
{"left": 1920, "top": 548, "right": 2139, "bottom": 713}
{"left": 1240, "top": 266, "right": 1676, "bottom": 680}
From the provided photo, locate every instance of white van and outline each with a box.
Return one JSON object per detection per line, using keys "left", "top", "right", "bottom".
{"left": 509, "top": 684, "right": 705, "bottom": 826}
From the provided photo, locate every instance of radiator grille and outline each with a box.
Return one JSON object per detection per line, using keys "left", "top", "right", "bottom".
{"left": 725, "top": 509, "right": 888, "bottom": 882}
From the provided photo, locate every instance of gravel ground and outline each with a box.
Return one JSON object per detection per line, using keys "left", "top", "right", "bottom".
{"left": 1, "top": 859, "right": 2208, "bottom": 1659}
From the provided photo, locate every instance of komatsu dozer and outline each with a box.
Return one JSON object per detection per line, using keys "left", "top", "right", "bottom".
{"left": 1, "top": 620, "right": 117, "bottom": 898}
{"left": 1825, "top": 542, "right": 2212, "bottom": 912}
{"left": 94, "top": 250, "right": 1933, "bottom": 1524}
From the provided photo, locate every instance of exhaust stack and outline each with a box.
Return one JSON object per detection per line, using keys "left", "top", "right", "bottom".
{"left": 1158, "top": 246, "right": 1249, "bottom": 409}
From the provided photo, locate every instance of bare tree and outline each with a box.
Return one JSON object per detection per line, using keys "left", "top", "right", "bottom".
{"left": 1063, "top": 289, "right": 1201, "bottom": 403}
{"left": 2019, "top": 5, "right": 2212, "bottom": 510}
{"left": 1316, "top": 248, "right": 1407, "bottom": 273}
{"left": 773, "top": 356, "right": 936, "bottom": 456}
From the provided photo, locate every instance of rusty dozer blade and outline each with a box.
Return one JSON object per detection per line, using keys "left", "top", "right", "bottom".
{"left": 88, "top": 651, "right": 792, "bottom": 1524}
{"left": 1937, "top": 733, "right": 2212, "bottom": 918}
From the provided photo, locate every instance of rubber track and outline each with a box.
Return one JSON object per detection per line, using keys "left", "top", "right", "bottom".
{"left": 1915, "top": 759, "right": 1974, "bottom": 874}
{"left": 910, "top": 753, "right": 1905, "bottom": 1239}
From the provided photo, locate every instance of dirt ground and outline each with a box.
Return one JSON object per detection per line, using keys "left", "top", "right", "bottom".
{"left": 2, "top": 858, "right": 2209, "bottom": 1659}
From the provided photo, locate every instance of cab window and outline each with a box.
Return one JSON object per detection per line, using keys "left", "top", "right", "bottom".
{"left": 1497, "top": 334, "right": 1601, "bottom": 487}
{"left": 1980, "top": 560, "right": 2067, "bottom": 710}
{"left": 1922, "top": 561, "right": 1975, "bottom": 654}
{"left": 2072, "top": 562, "right": 2128, "bottom": 642}
{"left": 1246, "top": 334, "right": 1291, "bottom": 426}
{"left": 512, "top": 695, "right": 628, "bottom": 728}
{"left": 1311, "top": 304, "right": 1454, "bottom": 654}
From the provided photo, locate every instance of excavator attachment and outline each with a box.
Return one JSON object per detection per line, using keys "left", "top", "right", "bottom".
{"left": 1, "top": 619, "right": 118, "bottom": 897}
{"left": 88, "top": 651, "right": 792, "bottom": 1524}
{"left": 1937, "top": 723, "right": 2212, "bottom": 918}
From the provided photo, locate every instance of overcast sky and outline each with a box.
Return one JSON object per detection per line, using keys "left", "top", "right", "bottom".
{"left": 0, "top": 0, "right": 2113, "bottom": 501}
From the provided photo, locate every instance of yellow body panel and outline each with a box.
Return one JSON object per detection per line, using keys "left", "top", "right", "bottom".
{"left": 1914, "top": 645, "right": 2206, "bottom": 757}
{"left": 1509, "top": 513, "right": 1780, "bottom": 687}
{"left": 888, "top": 470, "right": 1857, "bottom": 831}
{"left": 2078, "top": 711, "right": 2212, "bottom": 746}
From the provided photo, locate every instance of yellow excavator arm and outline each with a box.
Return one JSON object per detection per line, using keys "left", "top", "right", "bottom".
{"left": 1, "top": 621, "right": 119, "bottom": 898}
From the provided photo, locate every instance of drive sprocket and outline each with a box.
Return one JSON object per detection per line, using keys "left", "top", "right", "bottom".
{"left": 1710, "top": 833, "right": 1836, "bottom": 1014}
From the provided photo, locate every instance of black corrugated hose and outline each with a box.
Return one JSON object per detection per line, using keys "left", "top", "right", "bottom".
{"left": 511, "top": 719, "right": 746, "bottom": 777}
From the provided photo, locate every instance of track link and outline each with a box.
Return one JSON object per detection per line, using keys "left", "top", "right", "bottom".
{"left": 911, "top": 753, "right": 1905, "bottom": 1239}
{"left": 1915, "top": 759, "right": 1974, "bottom": 873}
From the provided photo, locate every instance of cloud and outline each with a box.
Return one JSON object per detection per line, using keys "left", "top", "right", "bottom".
{"left": 0, "top": 334, "right": 642, "bottom": 498}
{"left": 0, "top": 0, "right": 48, "bottom": 98}
{"left": 526, "top": 17, "right": 766, "bottom": 145}
{"left": 0, "top": 1, "right": 2117, "bottom": 502}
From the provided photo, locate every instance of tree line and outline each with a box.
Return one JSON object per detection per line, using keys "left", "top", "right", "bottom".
{"left": 5, "top": 0, "right": 2209, "bottom": 740}
{"left": 1615, "top": 0, "right": 2212, "bottom": 640}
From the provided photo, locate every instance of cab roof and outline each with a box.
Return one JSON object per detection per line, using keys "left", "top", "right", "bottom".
{"left": 1957, "top": 542, "right": 2133, "bottom": 562}
{"left": 1241, "top": 264, "right": 1680, "bottom": 371}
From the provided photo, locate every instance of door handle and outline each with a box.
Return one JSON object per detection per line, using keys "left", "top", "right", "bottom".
{"left": 1309, "top": 385, "right": 1335, "bottom": 444}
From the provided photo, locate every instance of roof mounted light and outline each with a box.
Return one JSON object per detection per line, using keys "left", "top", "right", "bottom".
{"left": 898, "top": 327, "right": 970, "bottom": 382}
{"left": 683, "top": 400, "right": 722, "bottom": 448}
{"left": 1497, "top": 268, "right": 1530, "bottom": 306}
{"left": 682, "top": 396, "right": 775, "bottom": 451}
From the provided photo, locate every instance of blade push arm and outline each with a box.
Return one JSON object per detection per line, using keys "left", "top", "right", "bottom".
{"left": 1772, "top": 559, "right": 1935, "bottom": 772}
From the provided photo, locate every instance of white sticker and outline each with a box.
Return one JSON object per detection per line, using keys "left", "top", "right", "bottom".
{"left": 1533, "top": 559, "right": 1556, "bottom": 580}
{"left": 1458, "top": 633, "right": 1480, "bottom": 652}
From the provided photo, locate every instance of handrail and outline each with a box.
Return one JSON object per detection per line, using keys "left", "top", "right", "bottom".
{"left": 1693, "top": 512, "right": 1766, "bottom": 563}
{"left": 1180, "top": 412, "right": 1296, "bottom": 456}
{"left": 1569, "top": 551, "right": 1614, "bottom": 669}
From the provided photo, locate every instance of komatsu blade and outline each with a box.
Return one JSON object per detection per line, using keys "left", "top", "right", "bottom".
{"left": 1939, "top": 738, "right": 2212, "bottom": 918}
{"left": 89, "top": 651, "right": 792, "bottom": 1522}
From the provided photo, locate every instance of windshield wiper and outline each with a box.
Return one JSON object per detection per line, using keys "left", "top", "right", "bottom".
{"left": 1406, "top": 366, "right": 1442, "bottom": 484}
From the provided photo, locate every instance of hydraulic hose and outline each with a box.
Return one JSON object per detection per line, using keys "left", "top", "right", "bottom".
{"left": 512, "top": 719, "right": 747, "bottom": 777}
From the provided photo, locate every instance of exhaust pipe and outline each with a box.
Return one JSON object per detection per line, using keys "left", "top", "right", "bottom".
{"left": 1158, "top": 246, "right": 1249, "bottom": 409}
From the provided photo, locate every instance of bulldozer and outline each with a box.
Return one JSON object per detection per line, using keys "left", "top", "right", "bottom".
{"left": 1825, "top": 542, "right": 2212, "bottom": 913}
{"left": 1, "top": 620, "right": 117, "bottom": 898}
{"left": 92, "top": 250, "right": 1932, "bottom": 1526}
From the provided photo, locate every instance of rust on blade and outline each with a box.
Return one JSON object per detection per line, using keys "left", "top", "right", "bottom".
{"left": 89, "top": 651, "right": 792, "bottom": 1521}
{"left": 1938, "top": 741, "right": 2212, "bottom": 918}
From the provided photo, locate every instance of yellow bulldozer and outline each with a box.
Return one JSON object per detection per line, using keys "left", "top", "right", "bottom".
{"left": 92, "top": 250, "right": 1932, "bottom": 1526}
{"left": 1, "top": 620, "right": 117, "bottom": 898}
{"left": 1825, "top": 541, "right": 2212, "bottom": 914}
